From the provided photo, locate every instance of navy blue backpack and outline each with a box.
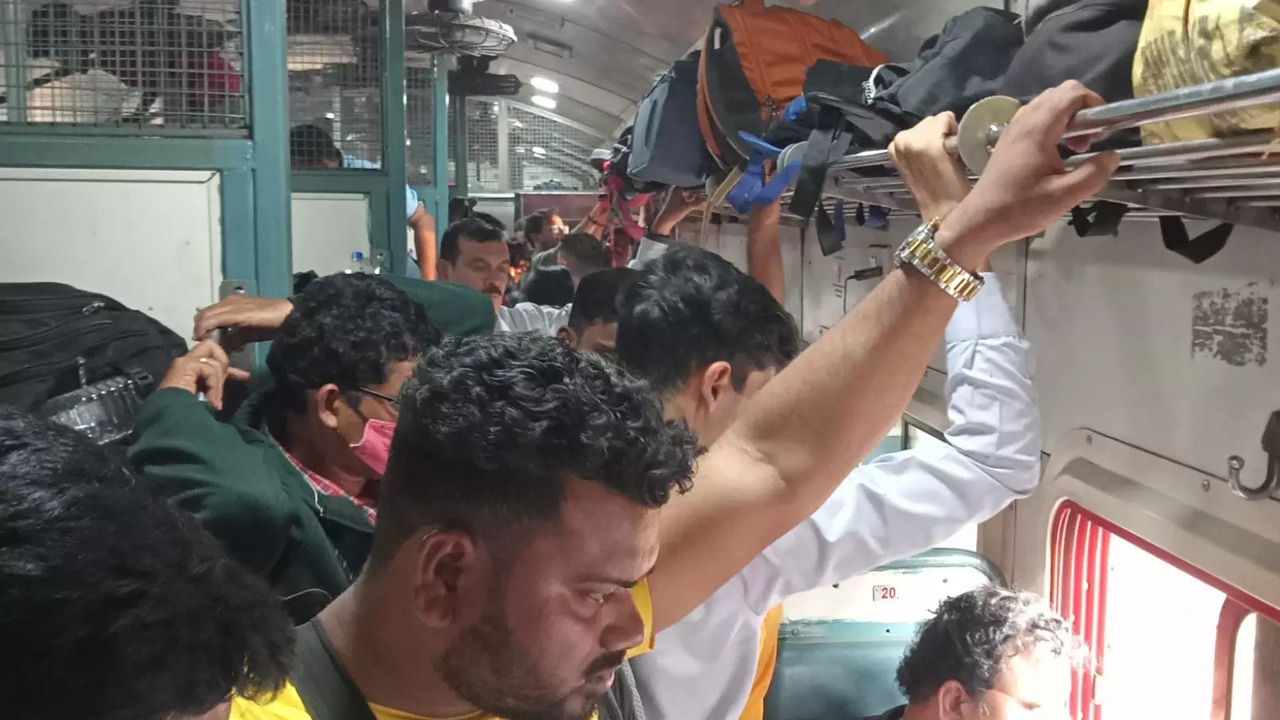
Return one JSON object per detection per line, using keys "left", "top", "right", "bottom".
{"left": 629, "top": 50, "right": 710, "bottom": 189}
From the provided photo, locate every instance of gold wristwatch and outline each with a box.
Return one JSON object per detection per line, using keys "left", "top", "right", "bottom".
{"left": 894, "top": 218, "right": 984, "bottom": 302}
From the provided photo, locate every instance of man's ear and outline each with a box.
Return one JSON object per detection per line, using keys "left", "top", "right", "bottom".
{"left": 314, "top": 383, "right": 344, "bottom": 430}
{"left": 557, "top": 326, "right": 578, "bottom": 349}
{"left": 936, "top": 680, "right": 971, "bottom": 720}
{"left": 698, "top": 361, "right": 735, "bottom": 409}
{"left": 436, "top": 260, "right": 451, "bottom": 281}
{"left": 409, "top": 529, "right": 491, "bottom": 628}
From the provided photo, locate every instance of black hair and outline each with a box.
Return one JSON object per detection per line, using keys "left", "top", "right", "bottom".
{"left": 440, "top": 217, "right": 508, "bottom": 264}
{"left": 267, "top": 273, "right": 441, "bottom": 415}
{"left": 0, "top": 407, "right": 293, "bottom": 720}
{"left": 523, "top": 209, "right": 557, "bottom": 238}
{"left": 558, "top": 232, "right": 610, "bottom": 273}
{"left": 371, "top": 333, "right": 697, "bottom": 562}
{"left": 618, "top": 244, "right": 800, "bottom": 397}
{"left": 524, "top": 266, "right": 575, "bottom": 307}
{"left": 289, "top": 123, "right": 342, "bottom": 167}
{"left": 569, "top": 267, "right": 639, "bottom": 334}
{"left": 897, "top": 586, "right": 1078, "bottom": 704}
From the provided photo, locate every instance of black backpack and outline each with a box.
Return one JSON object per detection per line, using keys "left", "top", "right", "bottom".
{"left": 0, "top": 283, "right": 187, "bottom": 414}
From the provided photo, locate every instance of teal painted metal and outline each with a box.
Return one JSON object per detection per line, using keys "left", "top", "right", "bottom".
{"left": 0, "top": 124, "right": 248, "bottom": 138}
{"left": 380, "top": 0, "right": 409, "bottom": 275}
{"left": 0, "top": 136, "right": 254, "bottom": 169}
{"left": 368, "top": 185, "right": 391, "bottom": 273}
{"left": 291, "top": 171, "right": 387, "bottom": 194}
{"left": 244, "top": 0, "right": 292, "bottom": 299}
{"left": 431, "top": 56, "right": 451, "bottom": 230}
{"left": 220, "top": 169, "right": 258, "bottom": 285}
{"left": 452, "top": 94, "right": 469, "bottom": 197}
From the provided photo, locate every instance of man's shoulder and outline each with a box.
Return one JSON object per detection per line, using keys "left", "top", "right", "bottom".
{"left": 230, "top": 682, "right": 314, "bottom": 720}
{"left": 379, "top": 276, "right": 496, "bottom": 337}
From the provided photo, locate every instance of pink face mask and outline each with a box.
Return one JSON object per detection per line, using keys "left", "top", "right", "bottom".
{"left": 350, "top": 418, "right": 396, "bottom": 477}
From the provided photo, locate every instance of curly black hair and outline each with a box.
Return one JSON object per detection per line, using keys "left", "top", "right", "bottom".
{"left": 618, "top": 244, "right": 800, "bottom": 397}
{"left": 0, "top": 407, "right": 294, "bottom": 720}
{"left": 897, "top": 586, "right": 1078, "bottom": 704}
{"left": 371, "top": 333, "right": 698, "bottom": 562}
{"left": 267, "top": 272, "right": 441, "bottom": 414}
{"left": 568, "top": 267, "right": 639, "bottom": 334}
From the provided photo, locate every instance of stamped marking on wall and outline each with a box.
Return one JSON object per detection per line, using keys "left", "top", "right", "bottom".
{"left": 1191, "top": 283, "right": 1269, "bottom": 367}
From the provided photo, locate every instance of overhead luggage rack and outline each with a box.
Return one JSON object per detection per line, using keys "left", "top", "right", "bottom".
{"left": 766, "top": 68, "right": 1280, "bottom": 236}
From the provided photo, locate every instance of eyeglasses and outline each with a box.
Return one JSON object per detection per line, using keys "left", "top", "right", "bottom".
{"left": 357, "top": 387, "right": 399, "bottom": 408}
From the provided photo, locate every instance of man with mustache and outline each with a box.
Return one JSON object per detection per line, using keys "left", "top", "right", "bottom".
{"left": 230, "top": 82, "right": 1119, "bottom": 720}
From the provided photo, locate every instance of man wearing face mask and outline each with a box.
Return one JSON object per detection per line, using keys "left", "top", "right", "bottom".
{"left": 129, "top": 273, "right": 441, "bottom": 622}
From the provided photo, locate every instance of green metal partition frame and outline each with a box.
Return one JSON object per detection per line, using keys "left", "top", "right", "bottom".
{"left": 0, "top": 0, "right": 445, "bottom": 287}
{"left": 0, "top": 0, "right": 292, "bottom": 299}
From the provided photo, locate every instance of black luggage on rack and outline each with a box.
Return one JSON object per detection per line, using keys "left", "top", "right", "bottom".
{"left": 865, "top": 7, "right": 1024, "bottom": 119}
{"left": 630, "top": 50, "right": 710, "bottom": 189}
{"left": 0, "top": 283, "right": 186, "bottom": 420}
{"left": 1000, "top": 0, "right": 1149, "bottom": 149}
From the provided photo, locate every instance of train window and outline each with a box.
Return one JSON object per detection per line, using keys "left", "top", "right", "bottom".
{"left": 1052, "top": 501, "right": 1280, "bottom": 720}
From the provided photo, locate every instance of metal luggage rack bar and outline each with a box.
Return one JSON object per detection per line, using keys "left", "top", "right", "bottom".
{"left": 758, "top": 68, "right": 1280, "bottom": 236}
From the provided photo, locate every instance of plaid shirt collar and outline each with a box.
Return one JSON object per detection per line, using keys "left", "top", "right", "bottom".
{"left": 270, "top": 432, "right": 377, "bottom": 525}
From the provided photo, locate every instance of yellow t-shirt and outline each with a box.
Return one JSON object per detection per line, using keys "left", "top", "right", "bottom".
{"left": 737, "top": 604, "right": 785, "bottom": 720}
{"left": 232, "top": 580, "right": 654, "bottom": 720}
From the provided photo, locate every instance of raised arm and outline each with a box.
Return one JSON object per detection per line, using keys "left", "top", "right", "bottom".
{"left": 731, "top": 271, "right": 1039, "bottom": 612}
{"left": 746, "top": 198, "right": 785, "bottom": 303}
{"left": 649, "top": 82, "right": 1120, "bottom": 631}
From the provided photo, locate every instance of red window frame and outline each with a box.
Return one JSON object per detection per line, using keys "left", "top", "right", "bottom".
{"left": 1050, "top": 500, "right": 1280, "bottom": 720}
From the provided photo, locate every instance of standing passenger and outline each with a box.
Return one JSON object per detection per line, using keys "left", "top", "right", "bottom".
{"left": 616, "top": 113, "right": 1039, "bottom": 720}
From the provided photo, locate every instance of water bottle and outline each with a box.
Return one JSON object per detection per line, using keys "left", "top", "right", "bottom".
{"left": 345, "top": 251, "right": 366, "bottom": 274}
{"left": 42, "top": 368, "right": 152, "bottom": 445}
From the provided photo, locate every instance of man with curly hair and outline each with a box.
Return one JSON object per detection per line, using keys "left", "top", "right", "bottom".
{"left": 130, "top": 273, "right": 443, "bottom": 620}
{"left": 230, "top": 82, "right": 1118, "bottom": 720}
{"left": 0, "top": 407, "right": 295, "bottom": 720}
{"left": 868, "top": 586, "right": 1079, "bottom": 720}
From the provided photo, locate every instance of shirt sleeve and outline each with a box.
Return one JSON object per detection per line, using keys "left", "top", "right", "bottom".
{"left": 729, "top": 273, "right": 1042, "bottom": 614}
{"left": 496, "top": 303, "right": 572, "bottom": 336}
{"left": 405, "top": 185, "right": 421, "bottom": 221}
{"left": 627, "top": 578, "right": 656, "bottom": 658}
{"left": 628, "top": 237, "right": 670, "bottom": 269}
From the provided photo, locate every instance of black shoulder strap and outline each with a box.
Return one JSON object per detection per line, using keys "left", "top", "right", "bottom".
{"left": 291, "top": 619, "right": 379, "bottom": 720}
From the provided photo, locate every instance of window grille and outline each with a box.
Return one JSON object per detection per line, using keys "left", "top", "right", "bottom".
{"left": 2, "top": 0, "right": 246, "bottom": 132}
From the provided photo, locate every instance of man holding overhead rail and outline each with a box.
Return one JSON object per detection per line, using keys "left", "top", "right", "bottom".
{"left": 225, "top": 81, "right": 1117, "bottom": 720}
{"left": 618, "top": 113, "right": 1040, "bottom": 720}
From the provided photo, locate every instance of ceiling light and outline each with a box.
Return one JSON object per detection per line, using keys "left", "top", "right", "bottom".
{"left": 530, "top": 76, "right": 560, "bottom": 94}
{"left": 531, "top": 147, "right": 547, "bottom": 156}
{"left": 531, "top": 94, "right": 557, "bottom": 110}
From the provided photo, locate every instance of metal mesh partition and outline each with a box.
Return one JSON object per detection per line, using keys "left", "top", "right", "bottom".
{"left": 285, "top": 0, "right": 381, "bottom": 169}
{"left": 507, "top": 103, "right": 601, "bottom": 192}
{"left": 1, "top": 0, "right": 246, "bottom": 131}
{"left": 446, "top": 98, "right": 604, "bottom": 193}
{"left": 405, "top": 62, "right": 434, "bottom": 186}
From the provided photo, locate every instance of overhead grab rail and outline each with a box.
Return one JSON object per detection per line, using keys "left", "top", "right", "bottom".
{"left": 771, "top": 67, "right": 1280, "bottom": 235}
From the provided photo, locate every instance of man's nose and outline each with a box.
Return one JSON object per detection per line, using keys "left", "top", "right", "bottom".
{"left": 600, "top": 595, "right": 647, "bottom": 654}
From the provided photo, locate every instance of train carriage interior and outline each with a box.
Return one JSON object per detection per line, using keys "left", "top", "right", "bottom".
{"left": 3, "top": 0, "right": 1280, "bottom": 719}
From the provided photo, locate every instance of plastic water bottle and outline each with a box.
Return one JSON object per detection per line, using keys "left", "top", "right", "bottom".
{"left": 345, "top": 251, "right": 366, "bottom": 274}
{"left": 42, "top": 369, "right": 151, "bottom": 445}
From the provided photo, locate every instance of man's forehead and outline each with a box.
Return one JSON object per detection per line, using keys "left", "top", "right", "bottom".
{"left": 530, "top": 478, "right": 659, "bottom": 577}
{"left": 460, "top": 238, "right": 509, "bottom": 258}
{"left": 997, "top": 647, "right": 1073, "bottom": 704}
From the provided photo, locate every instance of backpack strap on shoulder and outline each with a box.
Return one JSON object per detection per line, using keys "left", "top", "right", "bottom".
{"left": 291, "top": 619, "right": 378, "bottom": 720}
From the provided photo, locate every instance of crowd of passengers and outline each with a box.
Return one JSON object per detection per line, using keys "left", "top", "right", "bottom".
{"left": 1, "top": 83, "right": 1119, "bottom": 720}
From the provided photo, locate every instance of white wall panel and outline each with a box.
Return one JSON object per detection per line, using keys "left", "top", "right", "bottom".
{"left": 0, "top": 168, "right": 222, "bottom": 340}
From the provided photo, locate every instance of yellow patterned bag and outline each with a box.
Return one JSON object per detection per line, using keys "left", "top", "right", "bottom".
{"left": 1133, "top": 0, "right": 1280, "bottom": 144}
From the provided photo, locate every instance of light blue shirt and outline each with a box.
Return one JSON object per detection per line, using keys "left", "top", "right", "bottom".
{"left": 340, "top": 155, "right": 421, "bottom": 221}
{"left": 630, "top": 274, "right": 1042, "bottom": 720}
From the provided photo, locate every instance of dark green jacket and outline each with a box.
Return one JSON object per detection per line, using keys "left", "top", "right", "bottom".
{"left": 380, "top": 275, "right": 495, "bottom": 336}
{"left": 129, "top": 389, "right": 369, "bottom": 620}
